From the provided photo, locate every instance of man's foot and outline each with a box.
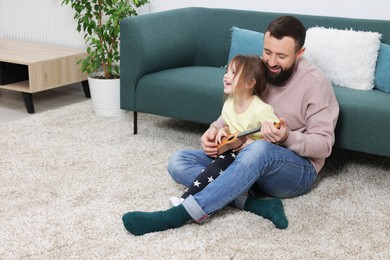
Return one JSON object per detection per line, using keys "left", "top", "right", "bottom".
{"left": 122, "top": 204, "right": 191, "bottom": 236}
{"left": 244, "top": 196, "right": 288, "bottom": 229}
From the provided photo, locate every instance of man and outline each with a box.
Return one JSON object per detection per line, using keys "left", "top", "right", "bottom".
{"left": 122, "top": 16, "right": 339, "bottom": 236}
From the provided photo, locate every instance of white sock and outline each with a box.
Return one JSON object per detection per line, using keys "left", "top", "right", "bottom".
{"left": 169, "top": 197, "right": 184, "bottom": 207}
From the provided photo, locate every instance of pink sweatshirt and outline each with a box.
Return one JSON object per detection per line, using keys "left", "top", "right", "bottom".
{"left": 213, "top": 57, "right": 339, "bottom": 173}
{"left": 262, "top": 57, "right": 339, "bottom": 173}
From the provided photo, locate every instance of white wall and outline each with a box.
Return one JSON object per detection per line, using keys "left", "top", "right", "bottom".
{"left": 0, "top": 0, "right": 388, "bottom": 49}
{"left": 149, "top": 0, "right": 390, "bottom": 20}
{"left": 0, "top": 0, "right": 150, "bottom": 48}
{"left": 0, "top": 0, "right": 85, "bottom": 48}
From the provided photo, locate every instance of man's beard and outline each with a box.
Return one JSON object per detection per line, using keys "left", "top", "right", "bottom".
{"left": 266, "top": 63, "right": 295, "bottom": 87}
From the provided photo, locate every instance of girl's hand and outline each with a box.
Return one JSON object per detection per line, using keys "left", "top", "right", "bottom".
{"left": 215, "top": 128, "right": 229, "bottom": 144}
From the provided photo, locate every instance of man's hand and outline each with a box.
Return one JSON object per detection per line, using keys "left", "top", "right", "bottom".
{"left": 261, "top": 118, "right": 289, "bottom": 144}
{"left": 201, "top": 126, "right": 219, "bottom": 157}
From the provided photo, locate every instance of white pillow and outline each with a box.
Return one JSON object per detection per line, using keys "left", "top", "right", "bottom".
{"left": 304, "top": 27, "right": 381, "bottom": 90}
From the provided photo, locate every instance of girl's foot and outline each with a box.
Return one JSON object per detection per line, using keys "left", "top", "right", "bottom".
{"left": 169, "top": 196, "right": 184, "bottom": 207}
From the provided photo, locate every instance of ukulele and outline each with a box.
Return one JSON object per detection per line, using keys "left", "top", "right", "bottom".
{"left": 217, "top": 122, "right": 280, "bottom": 155}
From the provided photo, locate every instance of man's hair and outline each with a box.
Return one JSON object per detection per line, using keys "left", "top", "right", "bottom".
{"left": 266, "top": 16, "right": 306, "bottom": 52}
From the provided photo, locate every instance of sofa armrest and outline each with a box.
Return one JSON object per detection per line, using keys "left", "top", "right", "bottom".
{"left": 120, "top": 9, "right": 199, "bottom": 110}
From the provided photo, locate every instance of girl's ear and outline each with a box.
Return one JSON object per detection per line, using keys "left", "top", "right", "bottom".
{"left": 245, "top": 79, "right": 256, "bottom": 89}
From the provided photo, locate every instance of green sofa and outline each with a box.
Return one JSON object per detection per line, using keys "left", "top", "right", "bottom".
{"left": 120, "top": 7, "right": 390, "bottom": 158}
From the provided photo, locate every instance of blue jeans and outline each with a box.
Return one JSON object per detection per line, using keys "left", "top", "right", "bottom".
{"left": 167, "top": 140, "right": 317, "bottom": 222}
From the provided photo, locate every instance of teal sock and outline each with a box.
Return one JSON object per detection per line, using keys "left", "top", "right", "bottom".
{"left": 244, "top": 196, "right": 288, "bottom": 229}
{"left": 122, "top": 204, "right": 192, "bottom": 236}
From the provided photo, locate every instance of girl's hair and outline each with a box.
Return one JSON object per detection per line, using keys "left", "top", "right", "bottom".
{"left": 228, "top": 54, "right": 267, "bottom": 97}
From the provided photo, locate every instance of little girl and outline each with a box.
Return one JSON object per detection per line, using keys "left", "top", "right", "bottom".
{"left": 169, "top": 55, "right": 287, "bottom": 229}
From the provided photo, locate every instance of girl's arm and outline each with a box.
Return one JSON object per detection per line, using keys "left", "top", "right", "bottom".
{"left": 210, "top": 115, "right": 226, "bottom": 131}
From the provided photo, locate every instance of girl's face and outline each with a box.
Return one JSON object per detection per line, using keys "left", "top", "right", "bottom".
{"left": 223, "top": 62, "right": 240, "bottom": 95}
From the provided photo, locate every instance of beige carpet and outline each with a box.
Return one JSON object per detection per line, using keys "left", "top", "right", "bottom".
{"left": 1, "top": 100, "right": 390, "bottom": 259}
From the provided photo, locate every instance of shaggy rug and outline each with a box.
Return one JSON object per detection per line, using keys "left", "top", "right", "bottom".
{"left": 1, "top": 101, "right": 389, "bottom": 259}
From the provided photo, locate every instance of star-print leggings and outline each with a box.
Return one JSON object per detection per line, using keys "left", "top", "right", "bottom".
{"left": 181, "top": 151, "right": 237, "bottom": 199}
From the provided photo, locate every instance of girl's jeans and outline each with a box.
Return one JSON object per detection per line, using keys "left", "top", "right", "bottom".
{"left": 167, "top": 140, "right": 317, "bottom": 222}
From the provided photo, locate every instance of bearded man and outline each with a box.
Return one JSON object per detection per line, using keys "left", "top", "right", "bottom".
{"left": 122, "top": 16, "right": 339, "bottom": 236}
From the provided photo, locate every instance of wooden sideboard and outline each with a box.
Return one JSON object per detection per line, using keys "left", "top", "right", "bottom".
{"left": 0, "top": 39, "right": 89, "bottom": 113}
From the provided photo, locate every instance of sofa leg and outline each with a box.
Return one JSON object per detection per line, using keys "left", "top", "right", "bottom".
{"left": 133, "top": 111, "right": 138, "bottom": 135}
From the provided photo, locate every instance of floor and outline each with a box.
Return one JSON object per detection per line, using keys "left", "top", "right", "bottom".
{"left": 0, "top": 83, "right": 88, "bottom": 123}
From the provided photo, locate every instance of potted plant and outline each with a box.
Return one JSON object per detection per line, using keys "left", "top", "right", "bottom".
{"left": 62, "top": 0, "right": 149, "bottom": 116}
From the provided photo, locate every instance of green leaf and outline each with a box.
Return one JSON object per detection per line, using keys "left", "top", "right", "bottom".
{"left": 62, "top": 0, "right": 150, "bottom": 78}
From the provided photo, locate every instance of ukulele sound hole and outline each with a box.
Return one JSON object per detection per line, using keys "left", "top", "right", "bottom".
{"left": 227, "top": 135, "right": 235, "bottom": 141}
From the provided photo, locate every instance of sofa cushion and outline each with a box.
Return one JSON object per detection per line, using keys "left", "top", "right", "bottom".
{"left": 135, "top": 67, "right": 226, "bottom": 124}
{"left": 304, "top": 27, "right": 381, "bottom": 91}
{"left": 228, "top": 27, "right": 264, "bottom": 62}
{"left": 374, "top": 43, "right": 390, "bottom": 93}
{"left": 333, "top": 86, "right": 390, "bottom": 156}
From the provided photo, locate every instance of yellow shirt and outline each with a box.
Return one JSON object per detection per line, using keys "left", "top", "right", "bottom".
{"left": 222, "top": 96, "right": 279, "bottom": 140}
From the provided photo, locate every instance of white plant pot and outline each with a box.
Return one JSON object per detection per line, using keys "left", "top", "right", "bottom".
{"left": 88, "top": 76, "right": 125, "bottom": 116}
